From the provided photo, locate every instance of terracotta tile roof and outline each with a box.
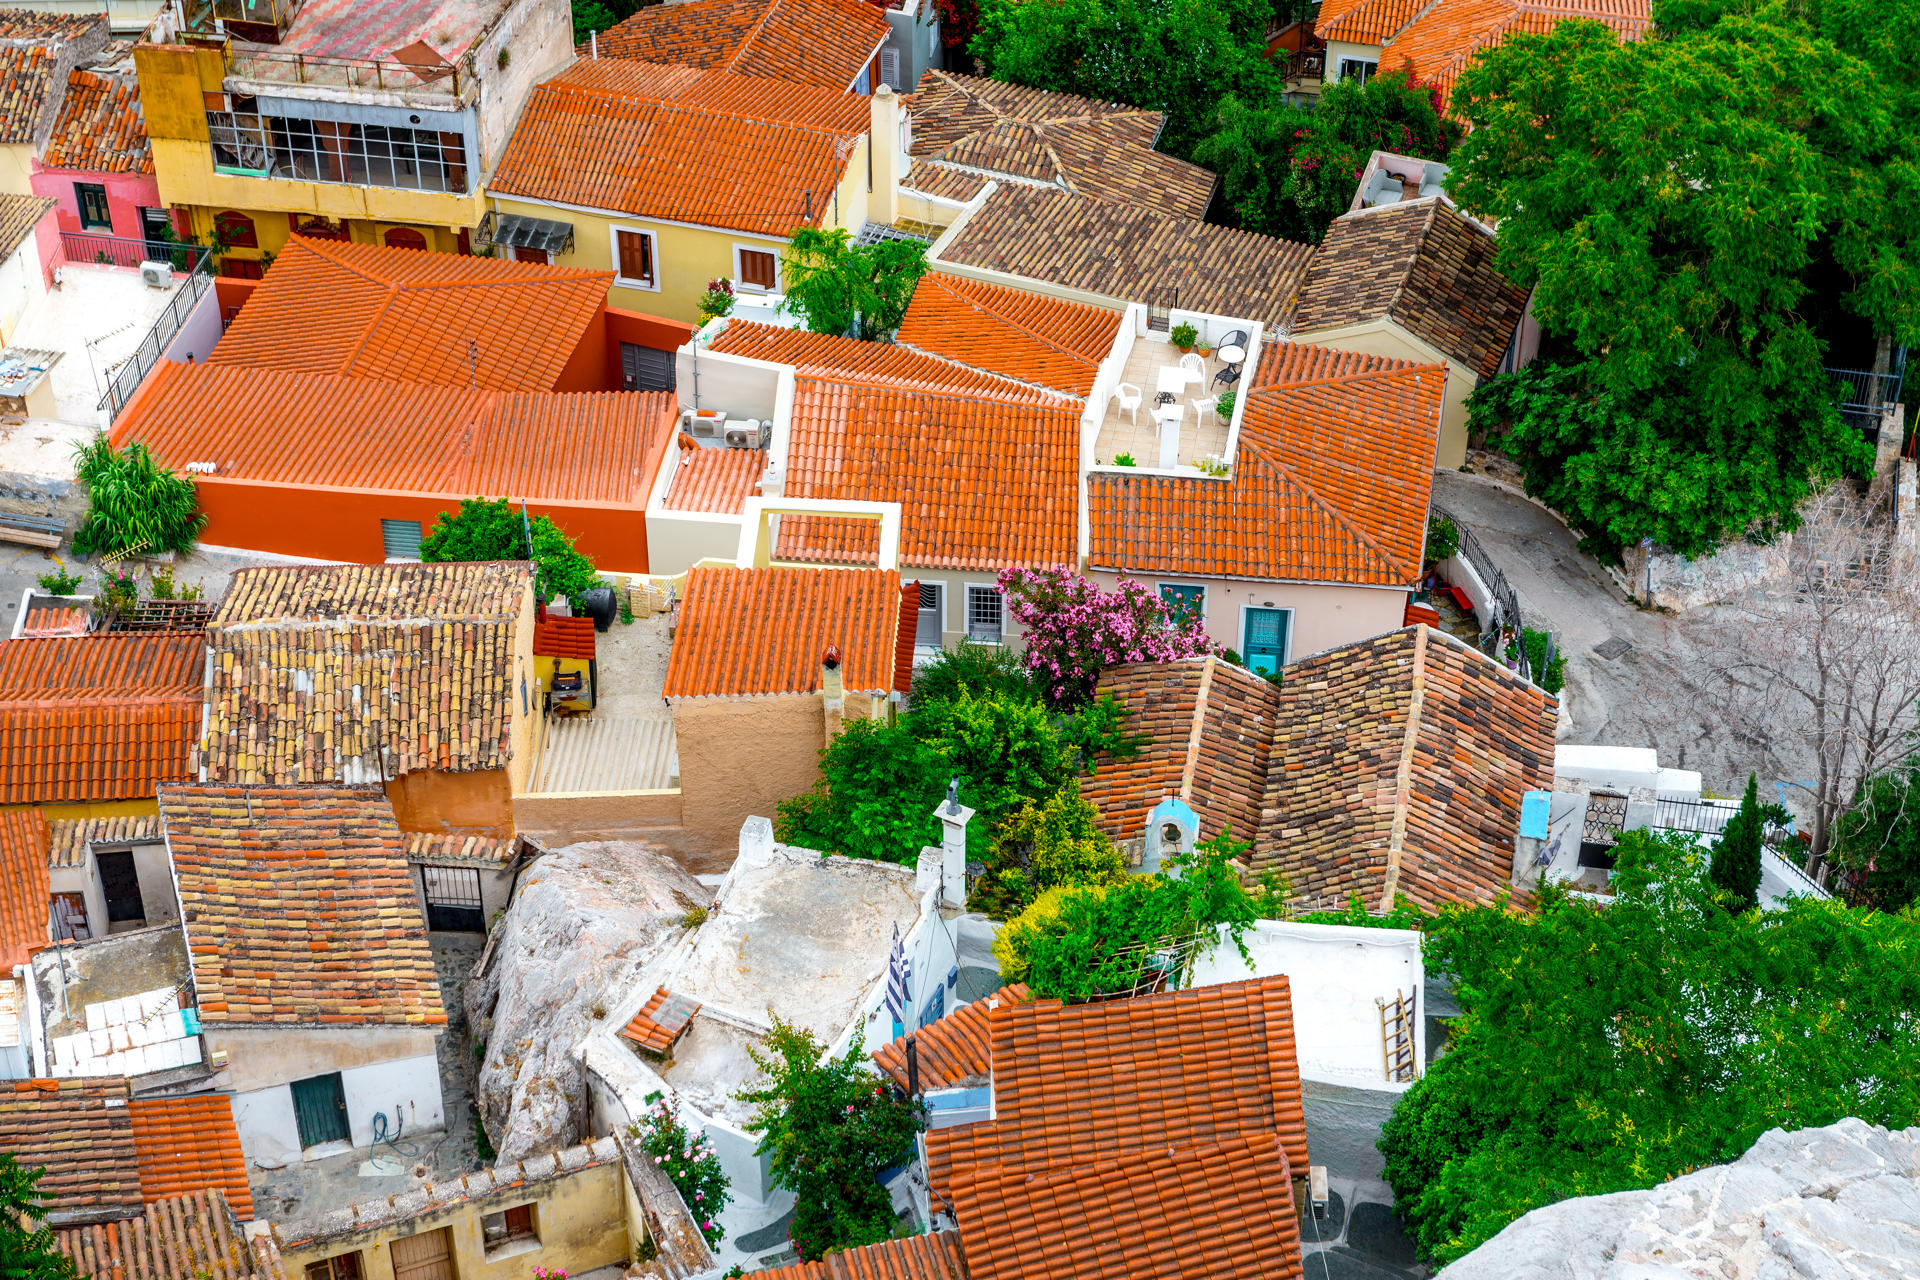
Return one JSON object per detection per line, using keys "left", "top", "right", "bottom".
{"left": 0, "top": 809, "right": 49, "bottom": 970}
{"left": 1259, "top": 625, "right": 1556, "bottom": 910}
{"left": 200, "top": 562, "right": 531, "bottom": 784}
{"left": 754, "top": 1230, "right": 969, "bottom": 1280}
{"left": 663, "top": 445, "right": 764, "bottom": 514}
{"left": 42, "top": 70, "right": 149, "bottom": 174}
{"left": 115, "top": 362, "right": 677, "bottom": 508}
{"left": 0, "top": 11, "right": 101, "bottom": 38}
{"left": 952, "top": 1134, "right": 1304, "bottom": 1280}
{"left": 709, "top": 319, "right": 1068, "bottom": 404}
{"left": 1291, "top": 199, "right": 1529, "bottom": 379}
{"left": 1318, "top": 0, "right": 1428, "bottom": 44}
{"left": 126, "top": 1096, "right": 253, "bottom": 1220}
{"left": 0, "top": 45, "right": 58, "bottom": 145}
{"left": 0, "top": 633, "right": 204, "bottom": 806}
{"left": 779, "top": 378, "right": 1080, "bottom": 571}
{"left": 663, "top": 565, "right": 907, "bottom": 696}
{"left": 49, "top": 814, "right": 160, "bottom": 870}
{"left": 1079, "top": 658, "right": 1282, "bottom": 845}
{"left": 1087, "top": 343, "right": 1443, "bottom": 586}
{"left": 620, "top": 987, "right": 702, "bottom": 1053}
{"left": 160, "top": 783, "right": 447, "bottom": 1027}
{"left": 0, "top": 190, "right": 53, "bottom": 261}
{"left": 56, "top": 1190, "right": 285, "bottom": 1280}
{"left": 937, "top": 184, "right": 1312, "bottom": 327}
{"left": 0, "top": 1077, "right": 142, "bottom": 1223}
{"left": 895, "top": 272, "right": 1122, "bottom": 398}
{"left": 1384, "top": 0, "right": 1652, "bottom": 107}
{"left": 902, "top": 163, "right": 990, "bottom": 203}
{"left": 18, "top": 599, "right": 90, "bottom": 637}
{"left": 490, "top": 70, "right": 863, "bottom": 237}
{"left": 925, "top": 976, "right": 1308, "bottom": 1206}
{"left": 594, "top": 0, "right": 888, "bottom": 88}
{"left": 532, "top": 614, "right": 595, "bottom": 659}
{"left": 871, "top": 984, "right": 1029, "bottom": 1091}
{"left": 908, "top": 71, "right": 1217, "bottom": 220}
{"left": 208, "top": 237, "right": 616, "bottom": 392}
{"left": 548, "top": 56, "right": 871, "bottom": 131}
{"left": 404, "top": 831, "right": 516, "bottom": 866}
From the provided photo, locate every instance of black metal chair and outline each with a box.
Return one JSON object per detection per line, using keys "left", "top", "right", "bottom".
{"left": 1211, "top": 367, "right": 1241, "bottom": 390}
{"left": 1218, "top": 329, "right": 1249, "bottom": 351}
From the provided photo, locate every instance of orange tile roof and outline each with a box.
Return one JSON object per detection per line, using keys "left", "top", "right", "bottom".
{"left": 490, "top": 72, "right": 863, "bottom": 237}
{"left": 595, "top": 0, "right": 888, "bottom": 88}
{"left": 404, "top": 831, "right": 516, "bottom": 866}
{"left": 0, "top": 11, "right": 101, "bottom": 38}
{"left": 161, "top": 784, "right": 446, "bottom": 1028}
{"left": 952, "top": 1134, "right": 1304, "bottom": 1280}
{"left": 549, "top": 57, "right": 871, "bottom": 132}
{"left": 56, "top": 1190, "right": 285, "bottom": 1280}
{"left": 755, "top": 1231, "right": 968, "bottom": 1280}
{"left": 779, "top": 378, "right": 1080, "bottom": 571}
{"left": 42, "top": 70, "right": 149, "bottom": 174}
{"left": 663, "top": 566, "right": 908, "bottom": 696}
{"left": 895, "top": 273, "right": 1122, "bottom": 398}
{"left": 0, "top": 1077, "right": 142, "bottom": 1224}
{"left": 209, "top": 238, "right": 616, "bottom": 392}
{"left": 127, "top": 1096, "right": 253, "bottom": 1220}
{"left": 533, "top": 614, "right": 596, "bottom": 659}
{"left": 709, "top": 319, "right": 1069, "bottom": 404}
{"left": 0, "top": 810, "right": 48, "bottom": 971}
{"left": 114, "top": 362, "right": 677, "bottom": 507}
{"left": 49, "top": 814, "right": 159, "bottom": 870}
{"left": 1087, "top": 343, "right": 1444, "bottom": 586}
{"left": 663, "top": 445, "right": 764, "bottom": 514}
{"left": 620, "top": 987, "right": 702, "bottom": 1053}
{"left": 871, "top": 984, "right": 1029, "bottom": 1091}
{"left": 1384, "top": 0, "right": 1652, "bottom": 107}
{"left": 0, "top": 45, "right": 58, "bottom": 145}
{"left": 0, "top": 632, "right": 204, "bottom": 805}
{"left": 18, "top": 599, "right": 89, "bottom": 637}
{"left": 925, "top": 975, "right": 1308, "bottom": 1207}
{"left": 1317, "top": 0, "right": 1428, "bottom": 45}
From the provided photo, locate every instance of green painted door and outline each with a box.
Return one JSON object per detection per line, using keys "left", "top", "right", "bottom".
{"left": 1243, "top": 608, "right": 1290, "bottom": 675}
{"left": 291, "top": 1072, "right": 350, "bottom": 1148}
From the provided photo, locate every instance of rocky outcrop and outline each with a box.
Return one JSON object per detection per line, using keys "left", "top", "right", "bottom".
{"left": 466, "top": 840, "right": 709, "bottom": 1163}
{"left": 1437, "top": 1119, "right": 1920, "bottom": 1279}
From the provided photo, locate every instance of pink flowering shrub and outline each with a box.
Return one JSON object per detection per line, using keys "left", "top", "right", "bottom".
{"left": 998, "top": 567, "right": 1216, "bottom": 708}
{"left": 629, "top": 1094, "right": 729, "bottom": 1247}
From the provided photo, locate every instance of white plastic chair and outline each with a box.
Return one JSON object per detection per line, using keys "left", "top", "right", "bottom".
{"left": 1190, "top": 396, "right": 1215, "bottom": 429}
{"left": 1179, "top": 352, "right": 1205, "bottom": 383}
{"left": 1115, "top": 382, "right": 1142, "bottom": 425}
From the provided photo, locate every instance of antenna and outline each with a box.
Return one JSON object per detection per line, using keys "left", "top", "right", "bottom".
{"left": 804, "top": 189, "right": 812, "bottom": 222}
{"left": 467, "top": 339, "right": 479, "bottom": 388}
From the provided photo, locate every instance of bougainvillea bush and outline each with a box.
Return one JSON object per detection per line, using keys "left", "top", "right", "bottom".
{"left": 998, "top": 567, "right": 1216, "bottom": 707}
{"left": 630, "top": 1095, "right": 730, "bottom": 1247}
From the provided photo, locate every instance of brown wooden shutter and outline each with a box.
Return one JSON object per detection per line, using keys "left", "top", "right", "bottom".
{"left": 618, "top": 231, "right": 654, "bottom": 284}
{"left": 740, "top": 248, "right": 777, "bottom": 290}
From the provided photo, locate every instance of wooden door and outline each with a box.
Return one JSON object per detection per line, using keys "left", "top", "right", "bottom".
{"left": 290, "top": 1072, "right": 350, "bottom": 1148}
{"left": 389, "top": 1228, "right": 454, "bottom": 1280}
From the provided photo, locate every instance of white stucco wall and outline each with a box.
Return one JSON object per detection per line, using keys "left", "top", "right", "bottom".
{"left": 232, "top": 1050, "right": 445, "bottom": 1167}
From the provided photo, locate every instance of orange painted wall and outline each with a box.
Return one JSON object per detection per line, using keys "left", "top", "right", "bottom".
{"left": 213, "top": 276, "right": 258, "bottom": 326}
{"left": 386, "top": 767, "right": 513, "bottom": 836}
{"left": 606, "top": 308, "right": 693, "bottom": 357}
{"left": 552, "top": 307, "right": 612, "bottom": 391}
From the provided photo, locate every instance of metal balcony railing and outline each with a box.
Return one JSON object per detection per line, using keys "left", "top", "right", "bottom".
{"left": 60, "top": 235, "right": 215, "bottom": 422}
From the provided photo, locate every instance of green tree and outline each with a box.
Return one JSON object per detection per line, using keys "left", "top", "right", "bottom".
{"left": 1378, "top": 828, "right": 1920, "bottom": 1264}
{"left": 1448, "top": 2, "right": 1919, "bottom": 556}
{"left": 419, "top": 497, "right": 602, "bottom": 606}
{"left": 1708, "top": 774, "right": 1774, "bottom": 911}
{"left": 969, "top": 781, "right": 1127, "bottom": 919}
{"left": 0, "top": 1154, "right": 74, "bottom": 1280}
{"left": 71, "top": 438, "right": 205, "bottom": 558}
{"left": 780, "top": 228, "right": 928, "bottom": 339}
{"left": 908, "top": 638, "right": 1036, "bottom": 710}
{"left": 1196, "top": 72, "right": 1456, "bottom": 243}
{"left": 1831, "top": 758, "right": 1920, "bottom": 911}
{"left": 775, "top": 719, "right": 947, "bottom": 863}
{"left": 738, "top": 1021, "right": 925, "bottom": 1262}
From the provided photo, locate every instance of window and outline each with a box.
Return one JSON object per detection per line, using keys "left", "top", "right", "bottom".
{"left": 305, "top": 1253, "right": 362, "bottom": 1280}
{"left": 512, "top": 245, "right": 549, "bottom": 265}
{"left": 966, "top": 585, "right": 1003, "bottom": 643}
{"left": 1159, "top": 583, "right": 1205, "bottom": 624}
{"left": 620, "top": 342, "right": 675, "bottom": 391}
{"left": 383, "top": 227, "right": 428, "bottom": 251}
{"left": 915, "top": 581, "right": 943, "bottom": 648}
{"left": 208, "top": 109, "right": 468, "bottom": 193}
{"left": 482, "top": 1203, "right": 538, "bottom": 1251}
{"left": 381, "top": 519, "right": 424, "bottom": 561}
{"left": 1338, "top": 57, "right": 1377, "bottom": 84}
{"left": 614, "top": 228, "right": 657, "bottom": 288}
{"left": 1241, "top": 606, "right": 1292, "bottom": 675}
{"left": 214, "top": 210, "right": 258, "bottom": 249}
{"left": 736, "top": 246, "right": 778, "bottom": 293}
{"left": 74, "top": 183, "right": 111, "bottom": 232}
{"left": 880, "top": 47, "right": 901, "bottom": 91}
{"left": 219, "top": 257, "right": 264, "bottom": 280}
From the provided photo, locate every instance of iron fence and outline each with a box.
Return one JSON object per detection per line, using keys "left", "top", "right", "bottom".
{"left": 1431, "top": 502, "right": 1530, "bottom": 681}
{"left": 1650, "top": 797, "right": 1737, "bottom": 836}
{"left": 71, "top": 236, "right": 215, "bottom": 421}
{"left": 60, "top": 231, "right": 200, "bottom": 274}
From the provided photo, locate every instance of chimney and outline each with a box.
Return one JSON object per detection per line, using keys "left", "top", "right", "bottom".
{"left": 821, "top": 645, "right": 844, "bottom": 746}
{"left": 934, "top": 782, "right": 973, "bottom": 909}
{"left": 868, "top": 84, "right": 901, "bottom": 229}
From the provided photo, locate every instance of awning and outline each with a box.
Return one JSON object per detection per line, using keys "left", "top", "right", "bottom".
{"left": 492, "top": 213, "right": 573, "bottom": 255}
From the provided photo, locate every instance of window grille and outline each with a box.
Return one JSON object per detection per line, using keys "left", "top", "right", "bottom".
{"left": 208, "top": 111, "right": 468, "bottom": 194}
{"left": 966, "top": 586, "right": 1003, "bottom": 642}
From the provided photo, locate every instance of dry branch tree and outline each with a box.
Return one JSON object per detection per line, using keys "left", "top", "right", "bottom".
{"left": 1697, "top": 487, "right": 1920, "bottom": 858}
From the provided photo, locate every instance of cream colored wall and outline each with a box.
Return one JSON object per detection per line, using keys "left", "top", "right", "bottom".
{"left": 1325, "top": 39, "right": 1384, "bottom": 79}
{"left": 672, "top": 694, "right": 828, "bottom": 845}
{"left": 279, "top": 1161, "right": 631, "bottom": 1280}
{"left": 646, "top": 509, "right": 745, "bottom": 578}
{"left": 508, "top": 581, "right": 543, "bottom": 797}
{"left": 1086, "top": 571, "right": 1408, "bottom": 663}
{"left": 1293, "top": 320, "right": 1473, "bottom": 468}
{"left": 205, "top": 1024, "right": 442, "bottom": 1094}
{"left": 0, "top": 144, "right": 34, "bottom": 197}
{"left": 0, "top": 237, "right": 45, "bottom": 346}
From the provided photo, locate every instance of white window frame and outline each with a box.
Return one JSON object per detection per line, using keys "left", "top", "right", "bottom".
{"left": 732, "top": 243, "right": 781, "bottom": 295}
{"left": 915, "top": 580, "right": 945, "bottom": 649}
{"left": 1238, "top": 603, "right": 1294, "bottom": 673}
{"left": 1339, "top": 57, "right": 1377, "bottom": 84}
{"left": 1157, "top": 581, "right": 1207, "bottom": 625}
{"left": 964, "top": 582, "right": 1004, "bottom": 645}
{"left": 609, "top": 224, "right": 661, "bottom": 291}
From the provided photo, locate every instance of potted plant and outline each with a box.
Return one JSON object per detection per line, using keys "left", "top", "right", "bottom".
{"left": 1195, "top": 341, "right": 1213, "bottom": 359}
{"left": 696, "top": 277, "right": 735, "bottom": 325}
{"left": 1113, "top": 452, "right": 1137, "bottom": 467}
{"left": 1170, "top": 322, "right": 1198, "bottom": 353}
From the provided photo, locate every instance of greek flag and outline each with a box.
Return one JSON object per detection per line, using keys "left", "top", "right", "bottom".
{"left": 886, "top": 923, "right": 910, "bottom": 1037}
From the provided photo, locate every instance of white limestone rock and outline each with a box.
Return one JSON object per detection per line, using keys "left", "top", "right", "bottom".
{"left": 1437, "top": 1118, "right": 1920, "bottom": 1280}
{"left": 465, "top": 839, "right": 709, "bottom": 1164}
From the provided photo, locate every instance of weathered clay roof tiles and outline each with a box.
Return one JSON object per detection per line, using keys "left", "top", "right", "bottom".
{"left": 0, "top": 1076, "right": 143, "bottom": 1223}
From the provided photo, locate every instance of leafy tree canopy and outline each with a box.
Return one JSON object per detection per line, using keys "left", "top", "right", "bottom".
{"left": 1831, "top": 757, "right": 1920, "bottom": 911}
{"left": 0, "top": 1154, "right": 74, "bottom": 1280}
{"left": 781, "top": 227, "right": 928, "bottom": 339}
{"left": 1380, "top": 828, "right": 1920, "bottom": 1264}
{"left": 420, "top": 497, "right": 602, "bottom": 606}
{"left": 968, "top": 781, "right": 1128, "bottom": 920}
{"left": 1451, "top": 2, "right": 1919, "bottom": 555}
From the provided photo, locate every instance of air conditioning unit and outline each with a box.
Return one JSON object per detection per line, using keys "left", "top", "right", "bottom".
{"left": 683, "top": 409, "right": 725, "bottom": 442}
{"left": 139, "top": 261, "right": 173, "bottom": 289}
{"left": 723, "top": 419, "right": 767, "bottom": 449}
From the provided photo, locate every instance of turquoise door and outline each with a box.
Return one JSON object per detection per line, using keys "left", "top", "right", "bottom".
{"left": 291, "top": 1072, "right": 350, "bottom": 1148}
{"left": 1243, "top": 608, "right": 1290, "bottom": 674}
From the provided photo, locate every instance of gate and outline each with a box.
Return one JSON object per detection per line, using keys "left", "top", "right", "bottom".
{"left": 422, "top": 865, "right": 486, "bottom": 932}
{"left": 1579, "top": 791, "right": 1629, "bottom": 869}
{"left": 390, "top": 1228, "right": 455, "bottom": 1280}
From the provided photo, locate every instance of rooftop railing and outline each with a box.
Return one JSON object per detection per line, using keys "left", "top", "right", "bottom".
{"left": 224, "top": 42, "right": 475, "bottom": 98}
{"left": 59, "top": 234, "right": 216, "bottom": 422}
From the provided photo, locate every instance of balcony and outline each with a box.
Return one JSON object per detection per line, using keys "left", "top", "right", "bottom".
{"left": 1827, "top": 353, "right": 1906, "bottom": 440}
